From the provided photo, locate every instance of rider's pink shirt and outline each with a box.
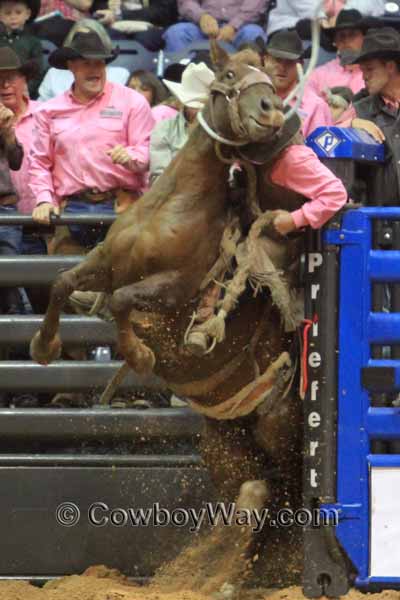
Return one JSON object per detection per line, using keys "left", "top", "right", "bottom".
{"left": 306, "top": 58, "right": 365, "bottom": 98}
{"left": 28, "top": 81, "right": 154, "bottom": 207}
{"left": 11, "top": 99, "right": 40, "bottom": 214}
{"left": 270, "top": 144, "right": 348, "bottom": 229}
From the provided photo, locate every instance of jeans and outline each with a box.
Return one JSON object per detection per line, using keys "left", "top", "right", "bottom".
{"left": 163, "top": 22, "right": 266, "bottom": 52}
{"left": 63, "top": 198, "right": 115, "bottom": 251}
{"left": 0, "top": 205, "right": 23, "bottom": 313}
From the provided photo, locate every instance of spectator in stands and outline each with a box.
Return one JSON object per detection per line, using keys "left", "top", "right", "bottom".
{"left": 150, "top": 62, "right": 214, "bottom": 183}
{"left": 29, "top": 30, "right": 154, "bottom": 251}
{"left": 264, "top": 30, "right": 332, "bottom": 137}
{"left": 32, "top": 0, "right": 93, "bottom": 47}
{"left": 95, "top": 0, "right": 178, "bottom": 51}
{"left": 269, "top": 0, "right": 385, "bottom": 38}
{"left": 344, "top": 28, "right": 400, "bottom": 204}
{"left": 0, "top": 0, "right": 43, "bottom": 97}
{"left": 0, "top": 45, "right": 48, "bottom": 325}
{"left": 128, "top": 69, "right": 168, "bottom": 106}
{"left": 164, "top": 0, "right": 268, "bottom": 52}
{"left": 0, "top": 48, "right": 39, "bottom": 214}
{"left": 305, "top": 9, "right": 379, "bottom": 97}
{"left": 127, "top": 68, "right": 177, "bottom": 123}
{"left": 38, "top": 19, "right": 129, "bottom": 101}
{"left": 0, "top": 47, "right": 24, "bottom": 314}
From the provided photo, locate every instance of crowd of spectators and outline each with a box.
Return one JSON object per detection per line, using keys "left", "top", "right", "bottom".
{"left": 0, "top": 0, "right": 399, "bottom": 406}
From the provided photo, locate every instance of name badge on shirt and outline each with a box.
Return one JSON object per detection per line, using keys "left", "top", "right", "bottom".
{"left": 100, "top": 108, "right": 123, "bottom": 119}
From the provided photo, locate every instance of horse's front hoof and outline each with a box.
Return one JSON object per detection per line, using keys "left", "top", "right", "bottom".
{"left": 30, "top": 331, "right": 62, "bottom": 365}
{"left": 125, "top": 343, "right": 155, "bottom": 376}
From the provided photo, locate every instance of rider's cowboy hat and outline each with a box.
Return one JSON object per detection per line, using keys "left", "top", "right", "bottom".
{"left": 49, "top": 31, "right": 119, "bottom": 70}
{"left": 351, "top": 27, "right": 400, "bottom": 64}
{"left": 324, "top": 9, "right": 380, "bottom": 41}
{"left": 0, "top": 46, "right": 39, "bottom": 79}
{"left": 162, "top": 62, "right": 215, "bottom": 109}
{"left": 265, "top": 29, "right": 310, "bottom": 61}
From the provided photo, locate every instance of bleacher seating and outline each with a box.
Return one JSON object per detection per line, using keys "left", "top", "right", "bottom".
{"left": 112, "top": 39, "right": 158, "bottom": 73}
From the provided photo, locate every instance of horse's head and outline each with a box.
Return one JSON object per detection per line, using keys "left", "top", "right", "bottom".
{"left": 202, "top": 42, "right": 285, "bottom": 145}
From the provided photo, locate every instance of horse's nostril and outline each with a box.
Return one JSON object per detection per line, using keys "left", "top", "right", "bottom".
{"left": 260, "top": 98, "right": 271, "bottom": 111}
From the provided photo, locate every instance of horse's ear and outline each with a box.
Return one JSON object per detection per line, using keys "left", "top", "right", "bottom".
{"left": 210, "top": 40, "right": 230, "bottom": 71}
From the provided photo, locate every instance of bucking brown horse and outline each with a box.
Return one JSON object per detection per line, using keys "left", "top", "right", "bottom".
{"left": 31, "top": 43, "right": 308, "bottom": 595}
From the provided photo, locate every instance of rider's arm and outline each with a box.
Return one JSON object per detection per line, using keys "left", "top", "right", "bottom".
{"left": 270, "top": 144, "right": 348, "bottom": 229}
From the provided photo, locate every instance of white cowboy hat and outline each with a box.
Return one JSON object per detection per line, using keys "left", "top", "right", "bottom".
{"left": 162, "top": 62, "right": 215, "bottom": 109}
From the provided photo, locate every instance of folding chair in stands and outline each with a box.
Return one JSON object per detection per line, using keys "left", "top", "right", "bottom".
{"left": 112, "top": 40, "right": 158, "bottom": 73}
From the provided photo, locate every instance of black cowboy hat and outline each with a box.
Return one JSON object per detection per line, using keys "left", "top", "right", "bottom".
{"left": 49, "top": 31, "right": 119, "bottom": 70}
{"left": 265, "top": 29, "right": 311, "bottom": 61}
{"left": 0, "top": 46, "right": 39, "bottom": 79}
{"left": 324, "top": 9, "right": 381, "bottom": 40}
{"left": 351, "top": 27, "right": 400, "bottom": 64}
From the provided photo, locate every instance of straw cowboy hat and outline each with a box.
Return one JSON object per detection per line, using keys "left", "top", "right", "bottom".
{"left": 49, "top": 31, "right": 119, "bottom": 70}
{"left": 351, "top": 27, "right": 400, "bottom": 64}
{"left": 162, "top": 62, "right": 215, "bottom": 109}
{"left": 0, "top": 46, "right": 39, "bottom": 79}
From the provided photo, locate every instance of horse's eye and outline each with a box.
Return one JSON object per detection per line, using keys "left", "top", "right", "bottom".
{"left": 225, "top": 70, "right": 235, "bottom": 80}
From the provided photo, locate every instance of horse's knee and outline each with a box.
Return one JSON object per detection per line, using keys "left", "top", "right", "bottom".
{"left": 51, "top": 270, "right": 77, "bottom": 303}
{"left": 109, "top": 287, "right": 129, "bottom": 316}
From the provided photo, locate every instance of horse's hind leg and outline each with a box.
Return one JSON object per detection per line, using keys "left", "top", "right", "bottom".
{"left": 109, "top": 270, "right": 186, "bottom": 375}
{"left": 30, "top": 244, "right": 110, "bottom": 365}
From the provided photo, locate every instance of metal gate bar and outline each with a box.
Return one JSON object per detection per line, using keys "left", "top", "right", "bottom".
{"left": 0, "top": 361, "right": 163, "bottom": 392}
{"left": 0, "top": 315, "right": 116, "bottom": 345}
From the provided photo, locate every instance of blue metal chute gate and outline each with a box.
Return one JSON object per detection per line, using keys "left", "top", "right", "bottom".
{"left": 303, "top": 207, "right": 400, "bottom": 597}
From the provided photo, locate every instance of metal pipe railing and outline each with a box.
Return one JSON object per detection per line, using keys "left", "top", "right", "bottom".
{"left": 0, "top": 214, "right": 116, "bottom": 226}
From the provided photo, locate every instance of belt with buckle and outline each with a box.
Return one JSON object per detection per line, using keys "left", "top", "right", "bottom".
{"left": 0, "top": 193, "right": 17, "bottom": 206}
{"left": 64, "top": 188, "right": 117, "bottom": 203}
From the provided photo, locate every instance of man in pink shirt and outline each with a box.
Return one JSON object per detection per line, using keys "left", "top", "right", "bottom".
{"left": 29, "top": 30, "right": 155, "bottom": 251}
{"left": 306, "top": 9, "right": 378, "bottom": 98}
{"left": 0, "top": 49, "right": 40, "bottom": 218}
{"left": 264, "top": 30, "right": 332, "bottom": 138}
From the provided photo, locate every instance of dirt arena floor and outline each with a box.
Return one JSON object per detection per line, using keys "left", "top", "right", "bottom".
{"left": 0, "top": 566, "right": 399, "bottom": 600}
